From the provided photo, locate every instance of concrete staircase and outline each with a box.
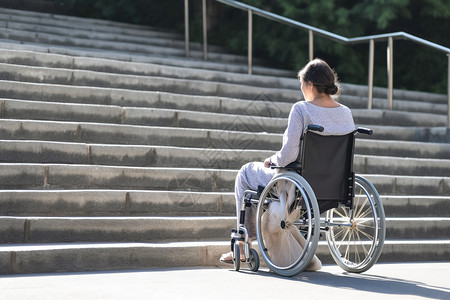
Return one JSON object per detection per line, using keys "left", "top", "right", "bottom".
{"left": 0, "top": 7, "right": 449, "bottom": 274}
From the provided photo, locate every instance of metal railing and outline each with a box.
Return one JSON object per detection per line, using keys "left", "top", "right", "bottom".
{"left": 184, "top": 0, "right": 450, "bottom": 125}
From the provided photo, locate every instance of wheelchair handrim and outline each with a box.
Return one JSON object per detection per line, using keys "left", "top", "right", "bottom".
{"left": 256, "top": 173, "right": 320, "bottom": 273}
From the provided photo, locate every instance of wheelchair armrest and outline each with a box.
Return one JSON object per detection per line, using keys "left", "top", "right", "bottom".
{"left": 357, "top": 127, "right": 373, "bottom": 135}
{"left": 270, "top": 162, "right": 301, "bottom": 170}
{"left": 307, "top": 124, "right": 324, "bottom": 132}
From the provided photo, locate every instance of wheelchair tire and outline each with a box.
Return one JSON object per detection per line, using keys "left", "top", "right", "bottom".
{"left": 248, "top": 248, "right": 259, "bottom": 272}
{"left": 256, "top": 172, "right": 320, "bottom": 277}
{"left": 326, "top": 175, "right": 386, "bottom": 273}
{"left": 233, "top": 242, "right": 240, "bottom": 271}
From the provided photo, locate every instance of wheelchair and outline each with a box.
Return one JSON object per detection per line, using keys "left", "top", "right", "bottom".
{"left": 230, "top": 124, "right": 386, "bottom": 276}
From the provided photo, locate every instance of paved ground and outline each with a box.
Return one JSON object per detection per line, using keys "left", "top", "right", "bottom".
{"left": 0, "top": 262, "right": 449, "bottom": 299}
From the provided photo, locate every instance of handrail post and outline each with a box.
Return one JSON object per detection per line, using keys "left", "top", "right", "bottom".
{"left": 368, "top": 39, "right": 374, "bottom": 109}
{"left": 447, "top": 53, "right": 450, "bottom": 127}
{"left": 309, "top": 30, "right": 313, "bottom": 61}
{"left": 387, "top": 36, "right": 394, "bottom": 109}
{"left": 202, "top": 0, "right": 208, "bottom": 60}
{"left": 248, "top": 9, "right": 253, "bottom": 75}
{"left": 184, "top": 0, "right": 189, "bottom": 57}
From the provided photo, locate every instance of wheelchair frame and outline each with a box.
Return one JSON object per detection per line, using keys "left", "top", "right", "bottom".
{"left": 230, "top": 125, "right": 386, "bottom": 276}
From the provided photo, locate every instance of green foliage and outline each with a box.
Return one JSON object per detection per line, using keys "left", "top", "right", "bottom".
{"left": 51, "top": 0, "right": 449, "bottom": 94}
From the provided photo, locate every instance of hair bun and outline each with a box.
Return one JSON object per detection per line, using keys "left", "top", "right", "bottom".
{"left": 325, "top": 84, "right": 338, "bottom": 95}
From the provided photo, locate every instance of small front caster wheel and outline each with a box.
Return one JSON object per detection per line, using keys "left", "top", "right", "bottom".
{"left": 248, "top": 248, "right": 259, "bottom": 272}
{"left": 233, "top": 242, "right": 240, "bottom": 271}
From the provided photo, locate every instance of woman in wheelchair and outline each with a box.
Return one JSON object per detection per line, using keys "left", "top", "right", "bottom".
{"left": 220, "top": 59, "right": 385, "bottom": 276}
{"left": 220, "top": 58, "right": 356, "bottom": 270}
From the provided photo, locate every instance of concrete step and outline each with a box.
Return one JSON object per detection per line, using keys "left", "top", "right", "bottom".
{"left": 0, "top": 162, "right": 236, "bottom": 192}
{"left": 0, "top": 163, "right": 449, "bottom": 196}
{"left": 0, "top": 119, "right": 282, "bottom": 150}
{"left": 0, "top": 99, "right": 288, "bottom": 134}
{"left": 385, "top": 217, "right": 450, "bottom": 240}
{"left": 354, "top": 155, "right": 450, "bottom": 177}
{"left": 341, "top": 94, "right": 448, "bottom": 115}
{"left": 1, "top": 190, "right": 448, "bottom": 218}
{"left": 382, "top": 196, "right": 450, "bottom": 217}
{"left": 344, "top": 82, "right": 447, "bottom": 105}
{"left": 2, "top": 139, "right": 450, "bottom": 177}
{"left": 359, "top": 125, "right": 450, "bottom": 143}
{"left": 0, "top": 140, "right": 272, "bottom": 169}
{"left": 354, "top": 139, "right": 450, "bottom": 160}
{"left": 0, "top": 163, "right": 236, "bottom": 192}
{"left": 362, "top": 174, "right": 450, "bottom": 196}
{"left": 1, "top": 240, "right": 449, "bottom": 274}
{"left": 1, "top": 216, "right": 448, "bottom": 244}
{"left": 0, "top": 190, "right": 448, "bottom": 218}
{"left": 351, "top": 109, "right": 447, "bottom": 126}
{"left": 0, "top": 190, "right": 235, "bottom": 217}
{"left": 0, "top": 216, "right": 234, "bottom": 243}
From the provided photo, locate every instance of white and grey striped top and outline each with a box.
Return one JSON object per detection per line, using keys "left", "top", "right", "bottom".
{"left": 270, "top": 101, "right": 356, "bottom": 167}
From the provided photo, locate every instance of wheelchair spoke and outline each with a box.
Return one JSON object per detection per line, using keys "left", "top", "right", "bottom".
{"left": 354, "top": 221, "right": 375, "bottom": 229}
{"left": 334, "top": 208, "right": 349, "bottom": 219}
{"left": 333, "top": 228, "right": 346, "bottom": 240}
{"left": 356, "top": 227, "right": 374, "bottom": 241}
{"left": 357, "top": 207, "right": 375, "bottom": 220}
{"left": 354, "top": 197, "right": 369, "bottom": 219}
{"left": 356, "top": 233, "right": 369, "bottom": 257}
{"left": 337, "top": 228, "right": 351, "bottom": 250}
{"left": 354, "top": 218, "right": 373, "bottom": 224}
{"left": 354, "top": 235, "right": 361, "bottom": 264}
{"left": 354, "top": 229, "right": 369, "bottom": 257}
{"left": 284, "top": 230, "right": 294, "bottom": 266}
{"left": 344, "top": 230, "right": 352, "bottom": 260}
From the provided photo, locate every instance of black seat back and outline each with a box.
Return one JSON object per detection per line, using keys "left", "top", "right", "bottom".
{"left": 300, "top": 131, "right": 355, "bottom": 212}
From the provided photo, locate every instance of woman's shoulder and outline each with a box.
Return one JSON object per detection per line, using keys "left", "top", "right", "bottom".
{"left": 295, "top": 100, "right": 351, "bottom": 111}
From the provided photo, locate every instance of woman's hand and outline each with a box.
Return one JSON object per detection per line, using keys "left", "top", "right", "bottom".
{"left": 264, "top": 158, "right": 272, "bottom": 168}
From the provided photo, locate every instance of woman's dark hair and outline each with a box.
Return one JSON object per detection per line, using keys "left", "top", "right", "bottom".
{"left": 298, "top": 58, "right": 340, "bottom": 96}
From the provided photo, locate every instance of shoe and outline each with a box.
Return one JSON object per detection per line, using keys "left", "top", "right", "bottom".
{"left": 219, "top": 251, "right": 246, "bottom": 264}
{"left": 219, "top": 251, "right": 233, "bottom": 264}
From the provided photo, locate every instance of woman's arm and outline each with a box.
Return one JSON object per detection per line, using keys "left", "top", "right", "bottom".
{"left": 267, "top": 103, "right": 304, "bottom": 167}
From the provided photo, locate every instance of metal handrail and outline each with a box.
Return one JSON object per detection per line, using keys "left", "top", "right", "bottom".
{"left": 184, "top": 0, "right": 450, "bottom": 125}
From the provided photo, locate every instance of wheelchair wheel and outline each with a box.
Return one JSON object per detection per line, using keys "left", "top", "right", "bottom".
{"left": 256, "top": 172, "right": 320, "bottom": 277}
{"left": 233, "top": 242, "right": 240, "bottom": 271}
{"left": 248, "top": 248, "right": 259, "bottom": 272}
{"left": 326, "top": 175, "right": 385, "bottom": 273}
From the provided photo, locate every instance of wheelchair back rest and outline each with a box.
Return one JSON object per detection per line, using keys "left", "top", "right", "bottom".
{"left": 300, "top": 131, "right": 355, "bottom": 207}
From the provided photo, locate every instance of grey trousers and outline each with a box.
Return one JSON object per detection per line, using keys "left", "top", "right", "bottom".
{"left": 235, "top": 162, "right": 276, "bottom": 231}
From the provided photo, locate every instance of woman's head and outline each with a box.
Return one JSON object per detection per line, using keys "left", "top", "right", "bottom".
{"left": 298, "top": 58, "right": 340, "bottom": 97}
